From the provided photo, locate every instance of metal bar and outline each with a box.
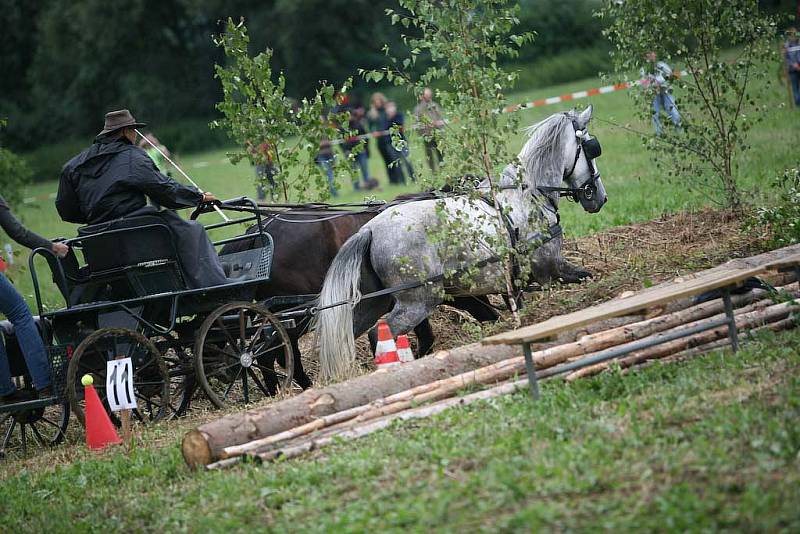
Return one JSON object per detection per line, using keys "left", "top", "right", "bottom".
{"left": 721, "top": 289, "right": 739, "bottom": 352}
{"left": 537, "top": 316, "right": 729, "bottom": 380}
{"left": 212, "top": 234, "right": 260, "bottom": 247}
{"left": 39, "top": 278, "right": 267, "bottom": 319}
{"left": 522, "top": 342, "right": 540, "bottom": 400}
{"left": 204, "top": 215, "right": 257, "bottom": 231}
{"left": 0, "top": 396, "right": 59, "bottom": 414}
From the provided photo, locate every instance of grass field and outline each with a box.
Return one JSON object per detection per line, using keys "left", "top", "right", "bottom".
{"left": 1, "top": 329, "right": 798, "bottom": 531}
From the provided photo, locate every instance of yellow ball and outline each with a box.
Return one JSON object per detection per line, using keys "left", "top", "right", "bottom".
{"left": 81, "top": 374, "right": 93, "bottom": 386}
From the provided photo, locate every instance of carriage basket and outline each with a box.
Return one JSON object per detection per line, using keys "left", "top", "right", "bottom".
{"left": 48, "top": 345, "right": 70, "bottom": 400}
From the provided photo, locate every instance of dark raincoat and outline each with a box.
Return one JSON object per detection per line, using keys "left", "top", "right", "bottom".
{"left": 56, "top": 136, "right": 228, "bottom": 288}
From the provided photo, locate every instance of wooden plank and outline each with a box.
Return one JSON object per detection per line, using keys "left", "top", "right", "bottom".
{"left": 483, "top": 254, "right": 800, "bottom": 346}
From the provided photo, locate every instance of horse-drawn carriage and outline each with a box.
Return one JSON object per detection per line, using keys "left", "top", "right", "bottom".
{"left": 0, "top": 197, "right": 313, "bottom": 456}
{"left": 0, "top": 107, "right": 608, "bottom": 457}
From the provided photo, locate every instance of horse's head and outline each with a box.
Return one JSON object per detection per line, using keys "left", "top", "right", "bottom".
{"left": 519, "top": 105, "right": 608, "bottom": 214}
{"left": 562, "top": 105, "right": 608, "bottom": 213}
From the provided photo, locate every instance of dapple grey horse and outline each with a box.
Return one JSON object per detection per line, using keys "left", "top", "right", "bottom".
{"left": 315, "top": 106, "right": 608, "bottom": 380}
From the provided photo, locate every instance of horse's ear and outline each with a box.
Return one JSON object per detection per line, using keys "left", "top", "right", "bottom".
{"left": 576, "top": 105, "right": 593, "bottom": 129}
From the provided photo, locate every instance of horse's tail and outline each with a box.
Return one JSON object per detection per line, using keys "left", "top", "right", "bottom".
{"left": 315, "top": 228, "right": 373, "bottom": 382}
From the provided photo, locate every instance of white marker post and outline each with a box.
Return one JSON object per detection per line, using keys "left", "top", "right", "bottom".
{"left": 135, "top": 129, "right": 230, "bottom": 222}
{"left": 106, "top": 356, "right": 137, "bottom": 444}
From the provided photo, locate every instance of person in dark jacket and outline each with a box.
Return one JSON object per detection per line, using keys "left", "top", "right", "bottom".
{"left": 0, "top": 195, "right": 68, "bottom": 402}
{"left": 56, "top": 110, "right": 228, "bottom": 288}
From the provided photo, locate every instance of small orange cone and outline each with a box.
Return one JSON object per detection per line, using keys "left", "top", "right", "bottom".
{"left": 374, "top": 319, "right": 401, "bottom": 369}
{"left": 81, "top": 374, "right": 122, "bottom": 450}
{"left": 396, "top": 335, "right": 414, "bottom": 363}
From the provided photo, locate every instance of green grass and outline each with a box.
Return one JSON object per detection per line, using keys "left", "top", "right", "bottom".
{"left": 1, "top": 329, "right": 798, "bottom": 531}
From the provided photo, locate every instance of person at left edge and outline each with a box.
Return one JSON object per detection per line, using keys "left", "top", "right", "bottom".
{"left": 56, "top": 109, "right": 229, "bottom": 288}
{"left": 0, "top": 195, "right": 68, "bottom": 402}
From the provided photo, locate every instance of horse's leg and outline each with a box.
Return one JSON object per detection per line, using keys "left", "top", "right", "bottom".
{"left": 449, "top": 296, "right": 501, "bottom": 323}
{"left": 290, "top": 335, "right": 313, "bottom": 389}
{"left": 413, "top": 319, "right": 435, "bottom": 356}
{"left": 381, "top": 287, "right": 440, "bottom": 353}
{"left": 531, "top": 237, "right": 592, "bottom": 285}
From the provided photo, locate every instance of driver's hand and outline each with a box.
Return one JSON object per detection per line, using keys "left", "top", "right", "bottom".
{"left": 202, "top": 192, "right": 217, "bottom": 203}
{"left": 51, "top": 242, "right": 69, "bottom": 258}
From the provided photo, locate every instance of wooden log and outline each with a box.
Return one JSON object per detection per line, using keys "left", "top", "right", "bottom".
{"left": 652, "top": 314, "right": 799, "bottom": 365}
{"left": 532, "top": 287, "right": 779, "bottom": 370}
{"left": 564, "top": 300, "right": 799, "bottom": 381}
{"left": 183, "top": 341, "right": 524, "bottom": 468}
{"left": 251, "top": 378, "right": 529, "bottom": 464}
{"left": 220, "top": 355, "right": 527, "bottom": 459}
{"left": 218, "top": 287, "right": 795, "bottom": 461}
{"left": 188, "top": 286, "right": 794, "bottom": 467}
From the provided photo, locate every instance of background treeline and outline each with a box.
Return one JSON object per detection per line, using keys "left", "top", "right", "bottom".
{"left": 0, "top": 0, "right": 793, "bottom": 162}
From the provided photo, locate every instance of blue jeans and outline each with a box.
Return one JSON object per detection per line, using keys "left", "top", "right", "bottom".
{"left": 316, "top": 154, "right": 337, "bottom": 197}
{"left": 652, "top": 91, "right": 682, "bottom": 135}
{"left": 790, "top": 71, "right": 800, "bottom": 107}
{"left": 351, "top": 150, "right": 370, "bottom": 189}
{"left": 0, "top": 273, "right": 51, "bottom": 394}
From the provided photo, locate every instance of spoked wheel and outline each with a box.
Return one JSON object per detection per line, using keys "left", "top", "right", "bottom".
{"left": 66, "top": 328, "right": 169, "bottom": 428}
{"left": 0, "top": 399, "right": 69, "bottom": 459}
{"left": 195, "top": 302, "right": 294, "bottom": 409}
{"left": 155, "top": 343, "right": 196, "bottom": 418}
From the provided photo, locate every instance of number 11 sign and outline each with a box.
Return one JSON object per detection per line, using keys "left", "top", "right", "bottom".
{"left": 106, "top": 358, "right": 138, "bottom": 412}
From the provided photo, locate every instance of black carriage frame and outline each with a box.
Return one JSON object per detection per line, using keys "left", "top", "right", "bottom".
{"left": 0, "top": 197, "right": 308, "bottom": 429}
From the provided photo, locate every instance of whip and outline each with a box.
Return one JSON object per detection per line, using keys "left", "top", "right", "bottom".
{"left": 135, "top": 129, "right": 230, "bottom": 222}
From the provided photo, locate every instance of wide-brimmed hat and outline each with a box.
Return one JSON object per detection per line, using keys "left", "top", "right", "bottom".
{"left": 96, "top": 109, "right": 146, "bottom": 138}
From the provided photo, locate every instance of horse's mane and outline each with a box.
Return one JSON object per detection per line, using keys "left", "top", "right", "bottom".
{"left": 518, "top": 112, "right": 573, "bottom": 188}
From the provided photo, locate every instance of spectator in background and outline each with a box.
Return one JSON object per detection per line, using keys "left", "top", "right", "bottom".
{"left": 247, "top": 141, "right": 278, "bottom": 202}
{"left": 367, "top": 92, "right": 403, "bottom": 185}
{"left": 334, "top": 95, "right": 372, "bottom": 191}
{"left": 316, "top": 138, "right": 337, "bottom": 198}
{"left": 344, "top": 105, "right": 372, "bottom": 190}
{"left": 385, "top": 101, "right": 415, "bottom": 184}
{"left": 413, "top": 88, "right": 444, "bottom": 174}
{"left": 642, "top": 51, "right": 682, "bottom": 135}
{"left": 784, "top": 28, "right": 800, "bottom": 107}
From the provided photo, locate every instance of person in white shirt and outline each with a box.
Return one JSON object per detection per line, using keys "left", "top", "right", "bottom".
{"left": 642, "top": 51, "right": 682, "bottom": 135}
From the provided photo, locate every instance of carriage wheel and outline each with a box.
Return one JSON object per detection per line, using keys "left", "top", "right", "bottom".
{"left": 195, "top": 302, "right": 294, "bottom": 409}
{"left": 0, "top": 401, "right": 69, "bottom": 459}
{"left": 66, "top": 328, "right": 169, "bottom": 428}
{"left": 153, "top": 341, "right": 196, "bottom": 418}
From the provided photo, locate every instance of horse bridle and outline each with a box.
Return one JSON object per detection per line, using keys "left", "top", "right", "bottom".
{"left": 538, "top": 119, "right": 602, "bottom": 204}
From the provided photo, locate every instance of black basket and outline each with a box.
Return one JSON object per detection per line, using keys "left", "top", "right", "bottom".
{"left": 48, "top": 345, "right": 70, "bottom": 401}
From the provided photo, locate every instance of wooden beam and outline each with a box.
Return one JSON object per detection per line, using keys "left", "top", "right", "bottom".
{"left": 484, "top": 251, "right": 800, "bottom": 346}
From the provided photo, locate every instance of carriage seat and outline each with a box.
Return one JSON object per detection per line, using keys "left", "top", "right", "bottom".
{"left": 76, "top": 215, "right": 186, "bottom": 296}
{"left": 77, "top": 216, "right": 180, "bottom": 273}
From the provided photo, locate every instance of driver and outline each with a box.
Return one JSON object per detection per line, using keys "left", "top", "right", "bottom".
{"left": 56, "top": 109, "right": 228, "bottom": 288}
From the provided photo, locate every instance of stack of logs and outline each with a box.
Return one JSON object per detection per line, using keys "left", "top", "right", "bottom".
{"left": 183, "top": 274, "right": 799, "bottom": 470}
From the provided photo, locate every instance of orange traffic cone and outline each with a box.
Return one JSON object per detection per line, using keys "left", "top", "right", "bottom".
{"left": 81, "top": 374, "right": 122, "bottom": 450}
{"left": 374, "top": 319, "right": 401, "bottom": 369}
{"left": 396, "top": 335, "right": 414, "bottom": 363}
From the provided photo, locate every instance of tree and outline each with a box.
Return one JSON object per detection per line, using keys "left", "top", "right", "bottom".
{"left": 365, "top": 0, "right": 534, "bottom": 325}
{"left": 0, "top": 120, "right": 32, "bottom": 208}
{"left": 598, "top": 0, "right": 776, "bottom": 210}
{"left": 212, "top": 18, "right": 352, "bottom": 202}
